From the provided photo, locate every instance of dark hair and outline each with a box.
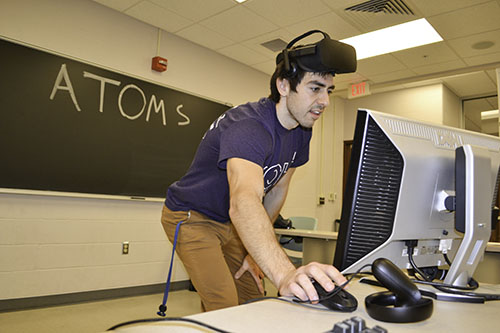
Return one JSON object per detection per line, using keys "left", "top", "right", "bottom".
{"left": 269, "top": 61, "right": 305, "bottom": 103}
{"left": 268, "top": 60, "right": 335, "bottom": 103}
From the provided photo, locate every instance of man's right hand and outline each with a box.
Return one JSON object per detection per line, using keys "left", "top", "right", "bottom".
{"left": 277, "top": 262, "right": 347, "bottom": 302}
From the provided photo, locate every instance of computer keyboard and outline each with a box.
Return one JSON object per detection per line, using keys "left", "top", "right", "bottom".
{"left": 327, "top": 316, "right": 387, "bottom": 333}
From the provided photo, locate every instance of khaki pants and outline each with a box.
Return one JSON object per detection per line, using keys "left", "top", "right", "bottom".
{"left": 160, "top": 205, "right": 264, "bottom": 312}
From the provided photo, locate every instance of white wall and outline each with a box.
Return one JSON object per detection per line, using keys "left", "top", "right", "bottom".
{"left": 443, "top": 85, "right": 462, "bottom": 128}
{"left": 342, "top": 84, "right": 460, "bottom": 141}
{"left": 0, "top": 0, "right": 268, "bottom": 106}
{"left": 0, "top": 0, "right": 270, "bottom": 300}
{"left": 0, "top": 194, "right": 167, "bottom": 298}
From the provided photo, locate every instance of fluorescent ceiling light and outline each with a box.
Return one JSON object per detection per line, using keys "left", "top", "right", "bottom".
{"left": 481, "top": 110, "right": 499, "bottom": 120}
{"left": 341, "top": 18, "right": 443, "bottom": 60}
{"left": 234, "top": 0, "right": 247, "bottom": 3}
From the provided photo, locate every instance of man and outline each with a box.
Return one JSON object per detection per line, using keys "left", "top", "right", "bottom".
{"left": 161, "top": 31, "right": 357, "bottom": 311}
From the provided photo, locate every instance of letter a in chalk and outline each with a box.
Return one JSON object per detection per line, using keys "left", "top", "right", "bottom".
{"left": 49, "top": 64, "right": 81, "bottom": 111}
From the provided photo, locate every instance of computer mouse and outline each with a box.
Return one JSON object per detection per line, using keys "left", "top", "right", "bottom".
{"left": 312, "top": 281, "right": 358, "bottom": 312}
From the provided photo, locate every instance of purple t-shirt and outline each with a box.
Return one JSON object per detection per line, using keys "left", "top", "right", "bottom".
{"left": 165, "top": 98, "right": 312, "bottom": 222}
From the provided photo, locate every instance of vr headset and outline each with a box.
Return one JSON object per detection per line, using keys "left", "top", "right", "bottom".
{"left": 276, "top": 30, "right": 357, "bottom": 76}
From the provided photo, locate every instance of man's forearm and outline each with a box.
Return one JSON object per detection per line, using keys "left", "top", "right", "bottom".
{"left": 230, "top": 194, "right": 295, "bottom": 288}
{"left": 227, "top": 159, "right": 296, "bottom": 288}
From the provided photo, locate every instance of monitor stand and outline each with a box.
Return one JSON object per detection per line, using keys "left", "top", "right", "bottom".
{"left": 445, "top": 145, "right": 493, "bottom": 288}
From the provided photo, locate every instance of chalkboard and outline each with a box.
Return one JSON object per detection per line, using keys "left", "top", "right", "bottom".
{"left": 0, "top": 38, "right": 230, "bottom": 198}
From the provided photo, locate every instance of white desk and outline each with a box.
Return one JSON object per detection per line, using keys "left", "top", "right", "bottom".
{"left": 274, "top": 228, "right": 338, "bottom": 265}
{"left": 275, "top": 229, "right": 500, "bottom": 284}
{"left": 114, "top": 280, "right": 500, "bottom": 332}
{"left": 475, "top": 242, "right": 500, "bottom": 284}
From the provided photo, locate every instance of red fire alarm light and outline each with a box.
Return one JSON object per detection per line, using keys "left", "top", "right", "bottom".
{"left": 152, "top": 56, "right": 168, "bottom": 72}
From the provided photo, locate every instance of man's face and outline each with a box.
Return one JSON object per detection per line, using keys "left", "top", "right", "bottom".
{"left": 285, "top": 72, "right": 334, "bottom": 129}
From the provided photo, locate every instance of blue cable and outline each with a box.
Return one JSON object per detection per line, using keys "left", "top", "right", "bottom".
{"left": 157, "top": 213, "right": 189, "bottom": 317}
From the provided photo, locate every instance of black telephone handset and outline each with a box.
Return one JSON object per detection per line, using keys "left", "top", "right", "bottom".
{"left": 365, "top": 258, "right": 433, "bottom": 323}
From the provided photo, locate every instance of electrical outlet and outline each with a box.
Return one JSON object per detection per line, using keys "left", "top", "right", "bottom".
{"left": 319, "top": 196, "right": 325, "bottom": 205}
{"left": 122, "top": 241, "right": 129, "bottom": 255}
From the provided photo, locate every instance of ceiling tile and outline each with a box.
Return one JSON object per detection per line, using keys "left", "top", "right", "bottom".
{"left": 447, "top": 29, "right": 500, "bottom": 58}
{"left": 356, "top": 54, "right": 407, "bottom": 76}
{"left": 334, "top": 72, "right": 368, "bottom": 84}
{"left": 442, "top": 71, "right": 497, "bottom": 97}
{"left": 486, "top": 95, "right": 498, "bottom": 108}
{"left": 392, "top": 42, "right": 460, "bottom": 68}
{"left": 411, "top": 59, "right": 467, "bottom": 76}
{"left": 410, "top": 0, "right": 492, "bottom": 17}
{"left": 218, "top": 43, "right": 269, "bottom": 66}
{"left": 149, "top": 0, "right": 235, "bottom": 21}
{"left": 368, "top": 69, "right": 417, "bottom": 84}
{"left": 486, "top": 69, "right": 498, "bottom": 84}
{"left": 93, "top": 0, "right": 142, "bottom": 12}
{"left": 199, "top": 5, "right": 278, "bottom": 42}
{"left": 463, "top": 52, "right": 500, "bottom": 67}
{"left": 427, "top": 1, "right": 500, "bottom": 40}
{"left": 333, "top": 8, "right": 417, "bottom": 33}
{"left": 322, "top": 0, "right": 420, "bottom": 32}
{"left": 241, "top": 30, "right": 295, "bottom": 59}
{"left": 125, "top": 1, "right": 192, "bottom": 32}
{"left": 320, "top": 0, "right": 360, "bottom": 11}
{"left": 464, "top": 98, "right": 495, "bottom": 112}
{"left": 284, "top": 11, "right": 362, "bottom": 40}
{"left": 244, "top": 0, "right": 330, "bottom": 28}
{"left": 176, "top": 24, "right": 235, "bottom": 50}
{"left": 402, "top": 78, "right": 446, "bottom": 89}
{"left": 484, "top": 95, "right": 498, "bottom": 108}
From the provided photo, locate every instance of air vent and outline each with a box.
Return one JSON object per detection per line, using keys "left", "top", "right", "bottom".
{"left": 260, "top": 38, "right": 288, "bottom": 52}
{"left": 346, "top": 0, "right": 414, "bottom": 15}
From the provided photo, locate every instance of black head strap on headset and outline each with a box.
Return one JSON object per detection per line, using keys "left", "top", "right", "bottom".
{"left": 276, "top": 30, "right": 357, "bottom": 77}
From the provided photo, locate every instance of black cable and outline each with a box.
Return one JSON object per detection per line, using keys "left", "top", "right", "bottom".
{"left": 431, "top": 285, "right": 500, "bottom": 301}
{"left": 345, "top": 271, "right": 373, "bottom": 278}
{"left": 412, "top": 279, "right": 477, "bottom": 291}
{"left": 443, "top": 253, "right": 452, "bottom": 266}
{"left": 107, "top": 317, "right": 233, "bottom": 332}
{"left": 407, "top": 246, "right": 430, "bottom": 281}
{"left": 243, "top": 295, "right": 284, "bottom": 305}
{"left": 407, "top": 244, "right": 476, "bottom": 290}
{"left": 440, "top": 253, "right": 479, "bottom": 290}
{"left": 405, "top": 243, "right": 500, "bottom": 301}
{"left": 244, "top": 295, "right": 335, "bottom": 311}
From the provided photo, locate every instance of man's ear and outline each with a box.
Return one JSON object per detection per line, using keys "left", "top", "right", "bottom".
{"left": 276, "top": 77, "right": 290, "bottom": 97}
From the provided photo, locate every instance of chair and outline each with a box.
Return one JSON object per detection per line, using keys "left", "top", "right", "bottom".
{"left": 288, "top": 216, "right": 318, "bottom": 230}
{"left": 280, "top": 216, "right": 318, "bottom": 266}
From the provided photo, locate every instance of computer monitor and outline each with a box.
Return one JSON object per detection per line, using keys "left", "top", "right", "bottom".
{"left": 334, "top": 109, "right": 500, "bottom": 288}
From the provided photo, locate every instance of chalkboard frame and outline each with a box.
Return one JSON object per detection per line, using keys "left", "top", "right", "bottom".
{"left": 0, "top": 36, "right": 231, "bottom": 200}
